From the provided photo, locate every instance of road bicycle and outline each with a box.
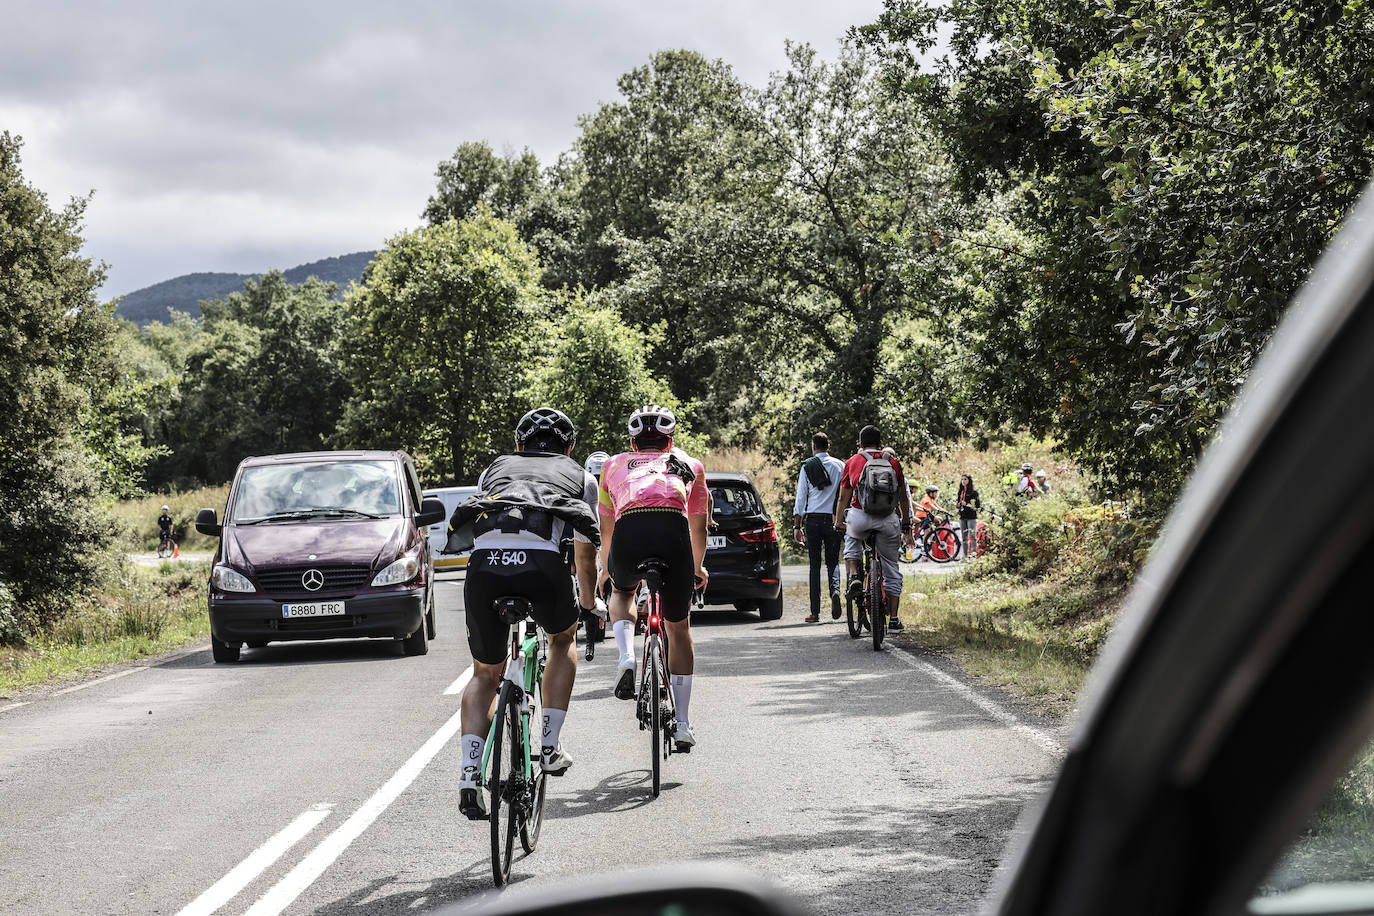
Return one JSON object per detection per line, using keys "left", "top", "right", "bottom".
{"left": 846, "top": 533, "right": 886, "bottom": 651}
{"left": 634, "top": 558, "right": 679, "bottom": 797}
{"left": 480, "top": 596, "right": 550, "bottom": 887}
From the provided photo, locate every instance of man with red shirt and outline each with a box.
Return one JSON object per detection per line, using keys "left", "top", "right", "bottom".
{"left": 832, "top": 425, "right": 913, "bottom": 632}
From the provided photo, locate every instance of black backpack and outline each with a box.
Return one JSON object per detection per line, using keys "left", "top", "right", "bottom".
{"left": 855, "top": 452, "right": 899, "bottom": 515}
{"left": 802, "top": 455, "right": 832, "bottom": 489}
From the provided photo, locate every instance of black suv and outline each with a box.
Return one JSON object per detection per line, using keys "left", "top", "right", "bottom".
{"left": 701, "top": 472, "right": 783, "bottom": 620}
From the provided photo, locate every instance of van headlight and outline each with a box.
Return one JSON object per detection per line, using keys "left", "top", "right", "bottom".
{"left": 372, "top": 552, "right": 421, "bottom": 587}
{"left": 212, "top": 564, "right": 255, "bottom": 593}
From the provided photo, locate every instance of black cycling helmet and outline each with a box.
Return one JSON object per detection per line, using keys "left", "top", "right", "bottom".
{"left": 515, "top": 407, "right": 576, "bottom": 449}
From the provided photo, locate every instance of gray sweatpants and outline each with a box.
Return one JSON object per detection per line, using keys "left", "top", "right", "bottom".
{"left": 842, "top": 508, "right": 903, "bottom": 597}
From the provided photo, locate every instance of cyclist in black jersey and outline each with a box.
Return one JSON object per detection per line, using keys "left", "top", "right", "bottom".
{"left": 453, "top": 408, "right": 601, "bottom": 820}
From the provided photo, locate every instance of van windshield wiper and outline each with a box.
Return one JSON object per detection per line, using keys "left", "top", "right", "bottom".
{"left": 236, "top": 508, "right": 385, "bottom": 524}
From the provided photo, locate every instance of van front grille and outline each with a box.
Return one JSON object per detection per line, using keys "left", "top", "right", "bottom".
{"left": 256, "top": 565, "right": 371, "bottom": 594}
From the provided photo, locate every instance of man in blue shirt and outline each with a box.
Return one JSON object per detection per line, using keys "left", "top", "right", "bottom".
{"left": 792, "top": 433, "right": 846, "bottom": 622}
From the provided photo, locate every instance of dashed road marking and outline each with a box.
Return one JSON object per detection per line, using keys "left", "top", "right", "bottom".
{"left": 175, "top": 803, "right": 333, "bottom": 916}
{"left": 241, "top": 705, "right": 466, "bottom": 916}
{"left": 0, "top": 701, "right": 28, "bottom": 714}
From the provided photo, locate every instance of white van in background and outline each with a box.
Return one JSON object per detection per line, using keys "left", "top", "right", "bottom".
{"left": 423, "top": 485, "right": 479, "bottom": 570}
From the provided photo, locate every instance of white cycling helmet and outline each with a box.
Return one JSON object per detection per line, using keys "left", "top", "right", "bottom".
{"left": 161, "top": 505, "right": 170, "bottom": 512}
{"left": 628, "top": 404, "right": 677, "bottom": 437}
{"left": 925, "top": 485, "right": 939, "bottom": 494}
{"left": 1035, "top": 469, "right": 1047, "bottom": 479}
{"left": 1020, "top": 462, "right": 1034, "bottom": 473}
{"left": 584, "top": 450, "right": 610, "bottom": 477}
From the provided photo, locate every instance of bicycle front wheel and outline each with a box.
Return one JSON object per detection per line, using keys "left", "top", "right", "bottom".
{"left": 926, "top": 526, "right": 961, "bottom": 563}
{"left": 845, "top": 582, "right": 861, "bottom": 638}
{"left": 870, "top": 562, "right": 885, "bottom": 651}
{"left": 488, "top": 683, "right": 519, "bottom": 887}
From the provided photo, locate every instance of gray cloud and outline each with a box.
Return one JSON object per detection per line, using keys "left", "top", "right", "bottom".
{"left": 1, "top": 0, "right": 882, "bottom": 296}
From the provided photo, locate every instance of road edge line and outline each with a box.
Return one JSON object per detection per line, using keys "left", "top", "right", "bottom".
{"left": 241, "top": 706, "right": 467, "bottom": 916}
{"left": 885, "top": 643, "right": 1066, "bottom": 755}
{"left": 175, "top": 803, "right": 333, "bottom": 916}
{"left": 53, "top": 666, "right": 148, "bottom": 695}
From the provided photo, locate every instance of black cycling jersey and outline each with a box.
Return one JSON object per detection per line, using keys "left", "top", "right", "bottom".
{"left": 157, "top": 515, "right": 173, "bottom": 535}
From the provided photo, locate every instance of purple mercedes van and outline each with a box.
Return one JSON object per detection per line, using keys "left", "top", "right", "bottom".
{"left": 195, "top": 450, "right": 448, "bottom": 663}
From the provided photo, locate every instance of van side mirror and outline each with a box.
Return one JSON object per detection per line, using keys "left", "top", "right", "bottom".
{"left": 416, "top": 497, "right": 447, "bottom": 528}
{"left": 194, "top": 508, "right": 222, "bottom": 537}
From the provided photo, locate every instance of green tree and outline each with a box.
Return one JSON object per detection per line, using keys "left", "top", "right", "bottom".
{"left": 423, "top": 141, "right": 543, "bottom": 227}
{"left": 0, "top": 133, "right": 122, "bottom": 635}
{"left": 336, "top": 210, "right": 542, "bottom": 483}
{"left": 160, "top": 273, "right": 352, "bottom": 484}
{"left": 525, "top": 295, "right": 695, "bottom": 457}
{"left": 860, "top": 0, "right": 1374, "bottom": 494}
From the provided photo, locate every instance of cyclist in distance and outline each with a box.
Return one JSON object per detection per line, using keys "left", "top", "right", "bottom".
{"left": 157, "top": 505, "right": 174, "bottom": 553}
{"left": 454, "top": 408, "right": 601, "bottom": 820}
{"left": 597, "top": 405, "right": 709, "bottom": 751}
{"left": 833, "top": 425, "right": 913, "bottom": 632}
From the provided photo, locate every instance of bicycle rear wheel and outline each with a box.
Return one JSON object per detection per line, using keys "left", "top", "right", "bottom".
{"left": 649, "top": 635, "right": 662, "bottom": 797}
{"left": 869, "top": 558, "right": 885, "bottom": 651}
{"left": 488, "top": 682, "right": 519, "bottom": 887}
{"left": 926, "top": 525, "right": 960, "bottom": 563}
{"left": 519, "top": 743, "right": 546, "bottom": 853}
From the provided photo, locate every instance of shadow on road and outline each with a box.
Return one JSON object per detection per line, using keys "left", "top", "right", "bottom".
{"left": 154, "top": 639, "right": 412, "bottom": 670}
{"left": 544, "top": 768, "right": 680, "bottom": 819}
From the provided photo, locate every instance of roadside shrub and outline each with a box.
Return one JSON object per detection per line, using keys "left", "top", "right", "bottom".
{"left": 0, "top": 581, "right": 25, "bottom": 644}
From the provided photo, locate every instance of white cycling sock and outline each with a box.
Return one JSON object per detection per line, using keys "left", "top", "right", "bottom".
{"left": 461, "top": 733, "right": 485, "bottom": 775}
{"left": 671, "top": 674, "right": 693, "bottom": 729}
{"left": 613, "top": 620, "right": 635, "bottom": 664}
{"left": 542, "top": 708, "right": 566, "bottom": 750}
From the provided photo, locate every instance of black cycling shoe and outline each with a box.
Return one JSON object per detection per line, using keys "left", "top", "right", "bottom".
{"left": 846, "top": 578, "right": 863, "bottom": 602}
{"left": 830, "top": 589, "right": 842, "bottom": 619}
{"left": 614, "top": 665, "right": 637, "bottom": 700}
{"left": 888, "top": 616, "right": 905, "bottom": 632}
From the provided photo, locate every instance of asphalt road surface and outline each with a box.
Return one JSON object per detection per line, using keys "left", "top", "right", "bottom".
{"left": 0, "top": 571, "right": 1061, "bottom": 915}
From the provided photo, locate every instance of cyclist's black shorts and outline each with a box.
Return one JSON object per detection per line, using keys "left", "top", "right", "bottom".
{"left": 464, "top": 547, "right": 575, "bottom": 665}
{"left": 607, "top": 508, "right": 694, "bottom": 623}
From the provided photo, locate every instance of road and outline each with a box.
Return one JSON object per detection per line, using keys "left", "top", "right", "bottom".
{"left": 0, "top": 571, "right": 1060, "bottom": 915}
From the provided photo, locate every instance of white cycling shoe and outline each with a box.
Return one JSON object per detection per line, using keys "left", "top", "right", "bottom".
{"left": 541, "top": 745, "right": 574, "bottom": 776}
{"left": 673, "top": 723, "right": 696, "bottom": 753}
{"left": 458, "top": 765, "right": 487, "bottom": 820}
{"left": 613, "top": 659, "right": 637, "bottom": 700}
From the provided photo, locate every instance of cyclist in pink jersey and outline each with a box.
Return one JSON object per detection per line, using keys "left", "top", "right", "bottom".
{"left": 597, "top": 404, "right": 709, "bottom": 751}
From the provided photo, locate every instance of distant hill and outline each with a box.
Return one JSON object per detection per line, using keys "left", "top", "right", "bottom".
{"left": 114, "top": 251, "right": 378, "bottom": 325}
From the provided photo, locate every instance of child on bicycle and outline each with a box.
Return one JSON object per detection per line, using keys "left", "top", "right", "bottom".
{"left": 597, "top": 405, "right": 709, "bottom": 752}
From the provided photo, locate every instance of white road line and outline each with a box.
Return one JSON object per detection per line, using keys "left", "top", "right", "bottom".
{"left": 175, "top": 803, "right": 333, "bottom": 916}
{"left": 0, "top": 701, "right": 29, "bottom": 713}
{"left": 241, "top": 706, "right": 467, "bottom": 916}
{"left": 54, "top": 666, "right": 147, "bottom": 695}
{"left": 442, "top": 665, "right": 474, "bottom": 696}
{"left": 885, "top": 643, "right": 1066, "bottom": 755}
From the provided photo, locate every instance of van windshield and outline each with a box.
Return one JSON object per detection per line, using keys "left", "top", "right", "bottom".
{"left": 230, "top": 461, "right": 402, "bottom": 523}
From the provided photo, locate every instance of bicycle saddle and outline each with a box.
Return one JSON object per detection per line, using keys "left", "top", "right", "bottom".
{"left": 636, "top": 557, "right": 669, "bottom": 592}
{"left": 493, "top": 596, "right": 533, "bottom": 626}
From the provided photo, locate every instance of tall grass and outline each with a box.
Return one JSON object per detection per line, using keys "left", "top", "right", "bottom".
{"left": 112, "top": 484, "right": 230, "bottom": 552}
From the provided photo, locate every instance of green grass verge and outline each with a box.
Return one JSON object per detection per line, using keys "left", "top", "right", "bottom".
{"left": 891, "top": 564, "right": 1127, "bottom": 718}
{"left": 112, "top": 484, "right": 230, "bottom": 553}
{"left": 0, "top": 563, "right": 209, "bottom": 698}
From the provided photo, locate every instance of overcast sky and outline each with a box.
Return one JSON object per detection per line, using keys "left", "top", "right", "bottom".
{"left": 2, "top": 1, "right": 884, "bottom": 298}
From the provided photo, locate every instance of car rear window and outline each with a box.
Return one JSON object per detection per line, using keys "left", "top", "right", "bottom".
{"left": 711, "top": 484, "right": 761, "bottom": 518}
{"left": 231, "top": 460, "right": 402, "bottom": 522}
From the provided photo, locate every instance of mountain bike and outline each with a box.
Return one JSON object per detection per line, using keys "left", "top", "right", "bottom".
{"left": 920, "top": 510, "right": 962, "bottom": 564}
{"left": 481, "top": 596, "right": 549, "bottom": 887}
{"left": 845, "top": 533, "right": 885, "bottom": 651}
{"left": 157, "top": 531, "right": 175, "bottom": 559}
{"left": 634, "top": 558, "right": 679, "bottom": 797}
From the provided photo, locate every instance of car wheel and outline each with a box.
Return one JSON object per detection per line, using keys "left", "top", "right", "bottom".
{"left": 401, "top": 621, "right": 429, "bottom": 657}
{"left": 211, "top": 636, "right": 240, "bottom": 663}
{"left": 759, "top": 595, "right": 785, "bottom": 621}
{"left": 424, "top": 587, "right": 437, "bottom": 640}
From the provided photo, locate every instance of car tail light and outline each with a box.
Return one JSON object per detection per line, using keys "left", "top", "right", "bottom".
{"left": 739, "top": 523, "right": 779, "bottom": 543}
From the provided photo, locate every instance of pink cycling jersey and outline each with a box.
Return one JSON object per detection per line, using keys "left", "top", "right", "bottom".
{"left": 598, "top": 447, "right": 708, "bottom": 521}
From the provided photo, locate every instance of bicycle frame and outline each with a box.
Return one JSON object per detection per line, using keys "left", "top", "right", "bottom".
{"left": 480, "top": 619, "right": 546, "bottom": 791}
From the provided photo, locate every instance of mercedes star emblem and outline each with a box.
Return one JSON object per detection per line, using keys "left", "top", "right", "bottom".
{"left": 302, "top": 568, "right": 325, "bottom": 591}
